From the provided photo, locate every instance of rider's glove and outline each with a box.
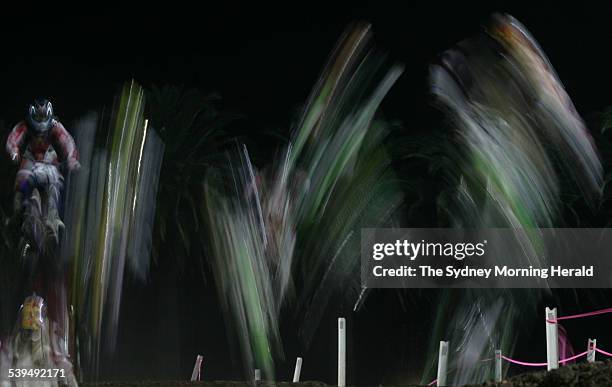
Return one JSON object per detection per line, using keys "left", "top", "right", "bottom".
{"left": 68, "top": 158, "right": 81, "bottom": 171}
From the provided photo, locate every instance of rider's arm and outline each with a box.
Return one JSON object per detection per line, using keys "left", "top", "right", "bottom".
{"left": 6, "top": 122, "right": 27, "bottom": 163}
{"left": 51, "top": 121, "right": 80, "bottom": 170}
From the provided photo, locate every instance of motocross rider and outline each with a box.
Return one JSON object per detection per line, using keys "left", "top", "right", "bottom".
{"left": 5, "top": 99, "right": 80, "bottom": 239}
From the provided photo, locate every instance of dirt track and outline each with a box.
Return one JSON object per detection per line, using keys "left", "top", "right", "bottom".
{"left": 468, "top": 359, "right": 612, "bottom": 386}
{"left": 81, "top": 381, "right": 420, "bottom": 387}
{"left": 81, "top": 361, "right": 612, "bottom": 387}
{"left": 82, "top": 383, "right": 361, "bottom": 387}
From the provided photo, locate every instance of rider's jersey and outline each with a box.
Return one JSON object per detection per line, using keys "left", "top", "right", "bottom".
{"left": 6, "top": 119, "right": 78, "bottom": 167}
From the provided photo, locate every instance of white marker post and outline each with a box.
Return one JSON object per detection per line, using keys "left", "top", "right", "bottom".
{"left": 293, "top": 357, "right": 303, "bottom": 382}
{"left": 338, "top": 318, "right": 346, "bottom": 387}
{"left": 587, "top": 339, "right": 597, "bottom": 363}
{"left": 254, "top": 369, "right": 261, "bottom": 382}
{"left": 495, "top": 349, "right": 502, "bottom": 382}
{"left": 190, "top": 355, "right": 203, "bottom": 381}
{"left": 545, "top": 307, "right": 559, "bottom": 370}
{"left": 437, "top": 341, "right": 449, "bottom": 387}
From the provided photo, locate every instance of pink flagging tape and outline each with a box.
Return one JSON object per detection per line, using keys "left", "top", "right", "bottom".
{"left": 501, "top": 355, "right": 547, "bottom": 367}
{"left": 547, "top": 307, "right": 612, "bottom": 323}
{"left": 595, "top": 347, "right": 612, "bottom": 357}
{"left": 501, "top": 351, "right": 587, "bottom": 367}
{"left": 559, "top": 351, "right": 588, "bottom": 363}
{"left": 427, "top": 378, "right": 437, "bottom": 386}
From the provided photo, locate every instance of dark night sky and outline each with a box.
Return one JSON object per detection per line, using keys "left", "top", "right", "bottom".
{"left": 3, "top": 3, "right": 612, "bottom": 384}
{"left": 2, "top": 3, "right": 612, "bottom": 130}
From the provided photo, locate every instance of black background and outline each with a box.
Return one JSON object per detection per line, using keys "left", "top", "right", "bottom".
{"left": 3, "top": 3, "right": 612, "bottom": 132}
{"left": 2, "top": 2, "right": 612, "bottom": 384}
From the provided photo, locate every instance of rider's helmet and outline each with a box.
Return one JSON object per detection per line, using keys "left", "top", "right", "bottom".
{"left": 27, "top": 98, "right": 54, "bottom": 135}
{"left": 20, "top": 293, "right": 46, "bottom": 331}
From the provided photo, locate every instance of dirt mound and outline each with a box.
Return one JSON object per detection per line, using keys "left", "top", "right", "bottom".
{"left": 81, "top": 361, "right": 612, "bottom": 387}
{"left": 82, "top": 382, "right": 334, "bottom": 387}
{"left": 81, "top": 381, "right": 421, "bottom": 387}
{"left": 468, "top": 359, "right": 612, "bottom": 386}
